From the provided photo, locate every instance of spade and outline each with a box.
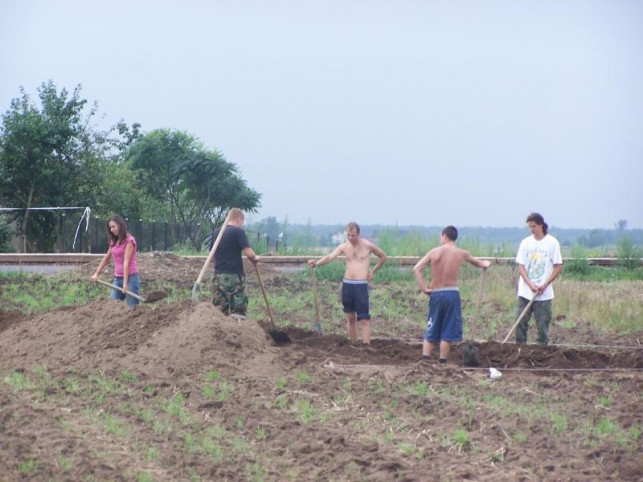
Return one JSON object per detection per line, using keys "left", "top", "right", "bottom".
{"left": 463, "top": 269, "right": 487, "bottom": 367}
{"left": 253, "top": 263, "right": 291, "bottom": 344}
{"left": 96, "top": 278, "right": 167, "bottom": 303}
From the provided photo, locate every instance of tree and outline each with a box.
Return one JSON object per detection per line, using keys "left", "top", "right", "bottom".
{"left": 127, "top": 129, "right": 261, "bottom": 249}
{"left": 256, "top": 216, "right": 281, "bottom": 240}
{"left": 0, "top": 81, "right": 137, "bottom": 251}
{"left": 615, "top": 219, "right": 628, "bottom": 231}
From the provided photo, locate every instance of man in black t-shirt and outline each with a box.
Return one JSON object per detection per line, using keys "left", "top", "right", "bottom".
{"left": 211, "top": 208, "right": 260, "bottom": 318}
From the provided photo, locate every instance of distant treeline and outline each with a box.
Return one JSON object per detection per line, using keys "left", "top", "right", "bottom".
{"left": 275, "top": 223, "right": 643, "bottom": 249}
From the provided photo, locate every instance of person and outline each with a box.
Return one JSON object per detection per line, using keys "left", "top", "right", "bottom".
{"left": 514, "top": 213, "right": 563, "bottom": 345}
{"left": 211, "top": 208, "right": 260, "bottom": 319}
{"left": 308, "top": 222, "right": 388, "bottom": 345}
{"left": 413, "top": 225, "right": 491, "bottom": 364}
{"left": 91, "top": 214, "right": 140, "bottom": 306}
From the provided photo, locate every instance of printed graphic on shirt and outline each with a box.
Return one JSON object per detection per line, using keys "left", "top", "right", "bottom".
{"left": 526, "top": 249, "right": 550, "bottom": 284}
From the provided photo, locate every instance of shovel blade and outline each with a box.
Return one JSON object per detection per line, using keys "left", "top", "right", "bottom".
{"left": 462, "top": 342, "right": 481, "bottom": 367}
{"left": 143, "top": 291, "right": 168, "bottom": 303}
{"left": 268, "top": 329, "right": 291, "bottom": 344}
{"left": 313, "top": 320, "right": 323, "bottom": 335}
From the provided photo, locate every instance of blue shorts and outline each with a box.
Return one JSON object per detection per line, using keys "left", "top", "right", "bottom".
{"left": 111, "top": 274, "right": 140, "bottom": 307}
{"left": 424, "top": 288, "right": 462, "bottom": 342}
{"left": 341, "top": 280, "right": 370, "bottom": 320}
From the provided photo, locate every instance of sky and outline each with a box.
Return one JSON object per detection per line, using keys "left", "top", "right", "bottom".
{"left": 1, "top": 0, "right": 642, "bottom": 229}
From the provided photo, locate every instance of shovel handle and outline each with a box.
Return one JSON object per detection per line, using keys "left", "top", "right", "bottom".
{"left": 311, "top": 267, "right": 321, "bottom": 321}
{"left": 96, "top": 278, "right": 146, "bottom": 303}
{"left": 502, "top": 294, "right": 537, "bottom": 344}
{"left": 192, "top": 211, "right": 232, "bottom": 299}
{"left": 470, "top": 269, "right": 487, "bottom": 341}
{"left": 254, "top": 263, "right": 276, "bottom": 328}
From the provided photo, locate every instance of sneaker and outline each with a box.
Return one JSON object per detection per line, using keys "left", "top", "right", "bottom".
{"left": 230, "top": 314, "right": 246, "bottom": 321}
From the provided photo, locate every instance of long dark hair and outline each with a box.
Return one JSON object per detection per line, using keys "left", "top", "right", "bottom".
{"left": 526, "top": 213, "right": 548, "bottom": 235}
{"left": 107, "top": 214, "right": 129, "bottom": 245}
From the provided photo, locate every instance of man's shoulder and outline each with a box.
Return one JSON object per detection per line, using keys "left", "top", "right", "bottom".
{"left": 361, "top": 238, "right": 379, "bottom": 250}
{"left": 227, "top": 225, "right": 247, "bottom": 236}
{"left": 545, "top": 234, "right": 562, "bottom": 249}
{"left": 518, "top": 235, "right": 534, "bottom": 248}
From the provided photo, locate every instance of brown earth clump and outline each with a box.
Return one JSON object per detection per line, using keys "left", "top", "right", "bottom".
{"left": 1, "top": 253, "right": 641, "bottom": 480}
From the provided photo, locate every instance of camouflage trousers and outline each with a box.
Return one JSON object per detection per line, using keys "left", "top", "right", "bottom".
{"left": 515, "top": 297, "right": 552, "bottom": 345}
{"left": 213, "top": 273, "right": 248, "bottom": 316}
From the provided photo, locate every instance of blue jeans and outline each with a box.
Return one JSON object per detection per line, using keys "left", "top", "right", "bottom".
{"left": 111, "top": 274, "right": 140, "bottom": 306}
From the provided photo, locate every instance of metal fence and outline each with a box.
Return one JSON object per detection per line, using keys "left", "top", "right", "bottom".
{"left": 54, "top": 216, "right": 285, "bottom": 253}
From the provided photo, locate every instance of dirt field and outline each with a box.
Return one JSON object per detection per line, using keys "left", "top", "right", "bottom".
{"left": 0, "top": 253, "right": 641, "bottom": 481}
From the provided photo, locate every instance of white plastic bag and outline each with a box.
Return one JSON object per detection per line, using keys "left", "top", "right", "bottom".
{"left": 489, "top": 367, "right": 502, "bottom": 379}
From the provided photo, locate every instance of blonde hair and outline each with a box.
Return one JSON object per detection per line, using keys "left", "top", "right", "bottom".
{"left": 228, "top": 208, "right": 244, "bottom": 222}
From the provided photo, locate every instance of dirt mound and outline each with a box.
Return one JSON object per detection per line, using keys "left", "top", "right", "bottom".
{"left": 0, "top": 299, "right": 280, "bottom": 378}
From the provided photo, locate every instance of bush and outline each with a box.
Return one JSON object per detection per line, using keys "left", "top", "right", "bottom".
{"left": 564, "top": 245, "right": 591, "bottom": 276}
{"left": 616, "top": 236, "right": 642, "bottom": 270}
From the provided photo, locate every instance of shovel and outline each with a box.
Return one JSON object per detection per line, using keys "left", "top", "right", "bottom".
{"left": 502, "top": 293, "right": 537, "bottom": 343}
{"left": 253, "top": 263, "right": 291, "bottom": 344}
{"left": 96, "top": 279, "right": 167, "bottom": 304}
{"left": 463, "top": 269, "right": 486, "bottom": 367}
{"left": 192, "top": 211, "right": 231, "bottom": 301}
{"left": 311, "top": 266, "right": 323, "bottom": 334}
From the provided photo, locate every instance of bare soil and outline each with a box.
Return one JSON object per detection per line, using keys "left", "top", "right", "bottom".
{"left": 0, "top": 253, "right": 641, "bottom": 481}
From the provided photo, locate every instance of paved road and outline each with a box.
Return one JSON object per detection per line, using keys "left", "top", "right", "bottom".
{"left": 0, "top": 265, "right": 78, "bottom": 274}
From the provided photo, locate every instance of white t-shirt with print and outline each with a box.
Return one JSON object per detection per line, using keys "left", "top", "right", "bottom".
{"left": 516, "top": 234, "right": 563, "bottom": 301}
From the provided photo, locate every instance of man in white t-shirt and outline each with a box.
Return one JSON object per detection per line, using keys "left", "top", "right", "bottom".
{"left": 515, "top": 213, "right": 563, "bottom": 344}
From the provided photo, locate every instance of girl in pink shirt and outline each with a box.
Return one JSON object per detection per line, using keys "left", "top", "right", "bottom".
{"left": 91, "top": 214, "right": 140, "bottom": 306}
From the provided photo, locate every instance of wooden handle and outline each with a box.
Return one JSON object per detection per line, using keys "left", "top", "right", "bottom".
{"left": 502, "top": 294, "right": 537, "bottom": 344}
{"left": 254, "top": 263, "right": 276, "bottom": 328}
{"left": 470, "top": 269, "right": 487, "bottom": 340}
{"left": 96, "top": 278, "right": 146, "bottom": 303}
{"left": 311, "top": 267, "right": 321, "bottom": 321}
{"left": 192, "top": 211, "right": 231, "bottom": 297}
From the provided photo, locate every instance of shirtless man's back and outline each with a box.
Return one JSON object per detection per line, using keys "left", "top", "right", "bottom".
{"left": 413, "top": 226, "right": 490, "bottom": 362}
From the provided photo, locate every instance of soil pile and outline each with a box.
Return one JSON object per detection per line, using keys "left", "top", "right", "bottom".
{"left": 0, "top": 300, "right": 278, "bottom": 378}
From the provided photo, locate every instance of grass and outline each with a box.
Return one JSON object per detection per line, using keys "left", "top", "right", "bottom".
{"left": 0, "top": 253, "right": 641, "bottom": 480}
{"left": 1, "top": 257, "right": 640, "bottom": 341}
{"left": 2, "top": 362, "right": 639, "bottom": 480}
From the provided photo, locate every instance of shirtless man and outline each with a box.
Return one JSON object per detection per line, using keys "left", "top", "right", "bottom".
{"left": 308, "top": 222, "right": 388, "bottom": 344}
{"left": 413, "top": 225, "right": 491, "bottom": 363}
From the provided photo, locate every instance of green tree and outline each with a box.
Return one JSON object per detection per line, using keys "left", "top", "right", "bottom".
{"left": 0, "top": 81, "right": 137, "bottom": 251}
{"left": 615, "top": 219, "right": 628, "bottom": 231}
{"left": 256, "top": 216, "right": 281, "bottom": 240}
{"left": 127, "top": 129, "right": 260, "bottom": 249}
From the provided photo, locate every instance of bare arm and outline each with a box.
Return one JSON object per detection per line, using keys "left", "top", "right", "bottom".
{"left": 464, "top": 251, "right": 491, "bottom": 269}
{"left": 537, "top": 264, "right": 563, "bottom": 294}
{"left": 243, "top": 246, "right": 260, "bottom": 263}
{"left": 412, "top": 251, "right": 433, "bottom": 295}
{"left": 308, "top": 244, "right": 345, "bottom": 267}
{"left": 518, "top": 264, "right": 537, "bottom": 292}
{"left": 91, "top": 248, "right": 112, "bottom": 282}
{"left": 122, "top": 242, "right": 135, "bottom": 293}
{"left": 367, "top": 242, "right": 388, "bottom": 282}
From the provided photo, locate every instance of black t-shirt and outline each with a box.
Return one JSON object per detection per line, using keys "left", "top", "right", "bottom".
{"left": 211, "top": 225, "right": 250, "bottom": 276}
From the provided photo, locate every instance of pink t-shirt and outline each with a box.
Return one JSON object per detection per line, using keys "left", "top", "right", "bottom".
{"left": 110, "top": 234, "right": 138, "bottom": 277}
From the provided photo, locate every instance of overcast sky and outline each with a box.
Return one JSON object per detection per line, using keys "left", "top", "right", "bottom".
{"left": 2, "top": 1, "right": 642, "bottom": 229}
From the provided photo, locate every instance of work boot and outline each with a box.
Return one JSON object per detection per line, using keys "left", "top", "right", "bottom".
{"left": 230, "top": 314, "right": 246, "bottom": 321}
